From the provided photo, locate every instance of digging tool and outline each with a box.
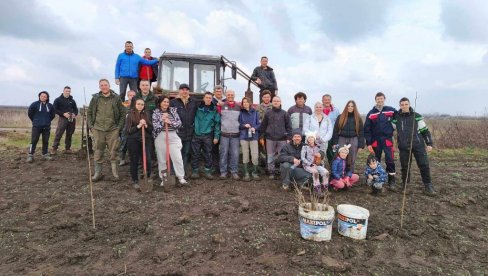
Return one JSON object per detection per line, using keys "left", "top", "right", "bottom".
{"left": 165, "top": 114, "right": 173, "bottom": 184}
{"left": 83, "top": 87, "right": 96, "bottom": 229}
{"left": 400, "top": 92, "right": 418, "bottom": 229}
{"left": 141, "top": 124, "right": 152, "bottom": 192}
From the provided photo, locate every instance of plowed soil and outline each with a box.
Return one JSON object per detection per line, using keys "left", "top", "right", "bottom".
{"left": 1, "top": 144, "right": 487, "bottom": 275}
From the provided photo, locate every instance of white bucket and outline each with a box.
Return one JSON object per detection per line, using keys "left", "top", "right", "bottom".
{"left": 298, "top": 203, "right": 335, "bottom": 242}
{"left": 337, "top": 204, "right": 370, "bottom": 240}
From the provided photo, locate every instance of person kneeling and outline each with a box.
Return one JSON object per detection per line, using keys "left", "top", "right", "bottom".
{"left": 330, "top": 144, "right": 359, "bottom": 190}
{"left": 364, "top": 154, "right": 387, "bottom": 195}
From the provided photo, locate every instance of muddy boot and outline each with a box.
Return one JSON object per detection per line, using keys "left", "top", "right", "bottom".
{"left": 42, "top": 154, "right": 53, "bottom": 161}
{"left": 242, "top": 163, "right": 251, "bottom": 182}
{"left": 92, "top": 163, "right": 103, "bottom": 182}
{"left": 251, "top": 165, "right": 261, "bottom": 181}
{"left": 111, "top": 161, "right": 119, "bottom": 181}
{"left": 191, "top": 169, "right": 200, "bottom": 179}
{"left": 204, "top": 168, "right": 214, "bottom": 180}
{"left": 388, "top": 174, "right": 397, "bottom": 191}
{"left": 424, "top": 183, "right": 437, "bottom": 196}
{"left": 26, "top": 154, "right": 34, "bottom": 163}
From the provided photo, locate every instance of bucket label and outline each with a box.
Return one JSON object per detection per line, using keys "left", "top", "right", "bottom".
{"left": 337, "top": 214, "right": 366, "bottom": 225}
{"left": 300, "top": 216, "right": 333, "bottom": 226}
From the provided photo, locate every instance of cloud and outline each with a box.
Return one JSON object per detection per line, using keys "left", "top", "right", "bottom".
{"left": 0, "top": 0, "right": 74, "bottom": 41}
{"left": 310, "top": 0, "right": 391, "bottom": 42}
{"left": 440, "top": 0, "right": 488, "bottom": 43}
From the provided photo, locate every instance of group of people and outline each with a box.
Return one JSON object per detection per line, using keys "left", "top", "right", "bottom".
{"left": 26, "top": 45, "right": 436, "bottom": 195}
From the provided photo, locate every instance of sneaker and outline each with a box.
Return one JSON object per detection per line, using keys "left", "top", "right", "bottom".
{"left": 161, "top": 171, "right": 169, "bottom": 183}
{"left": 219, "top": 173, "right": 227, "bottom": 180}
{"left": 282, "top": 184, "right": 289, "bottom": 191}
{"left": 159, "top": 180, "right": 164, "bottom": 187}
{"left": 191, "top": 171, "right": 200, "bottom": 179}
{"left": 231, "top": 173, "right": 240, "bottom": 180}
{"left": 26, "top": 154, "right": 34, "bottom": 163}
{"left": 50, "top": 148, "right": 57, "bottom": 155}
{"left": 204, "top": 172, "right": 214, "bottom": 180}
{"left": 42, "top": 154, "right": 53, "bottom": 161}
{"left": 178, "top": 177, "right": 189, "bottom": 186}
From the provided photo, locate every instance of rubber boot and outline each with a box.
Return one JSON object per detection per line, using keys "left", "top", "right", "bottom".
{"left": 111, "top": 161, "right": 119, "bottom": 181}
{"left": 242, "top": 163, "right": 251, "bottom": 182}
{"left": 424, "top": 183, "right": 437, "bottom": 196}
{"left": 388, "top": 174, "right": 397, "bottom": 191}
{"left": 92, "top": 163, "right": 103, "bottom": 182}
{"left": 204, "top": 168, "right": 214, "bottom": 180}
{"left": 251, "top": 165, "right": 261, "bottom": 181}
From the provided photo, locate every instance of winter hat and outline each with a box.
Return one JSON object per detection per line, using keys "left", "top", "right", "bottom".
{"left": 338, "top": 144, "right": 351, "bottom": 154}
{"left": 305, "top": 131, "right": 316, "bottom": 142}
{"left": 292, "top": 129, "right": 302, "bottom": 137}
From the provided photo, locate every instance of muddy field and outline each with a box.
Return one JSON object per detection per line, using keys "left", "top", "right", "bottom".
{"left": 1, "top": 140, "right": 487, "bottom": 275}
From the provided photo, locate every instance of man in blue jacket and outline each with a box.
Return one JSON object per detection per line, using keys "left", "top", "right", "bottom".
{"left": 114, "top": 41, "right": 158, "bottom": 102}
{"left": 27, "top": 91, "right": 56, "bottom": 163}
{"left": 364, "top": 92, "right": 397, "bottom": 190}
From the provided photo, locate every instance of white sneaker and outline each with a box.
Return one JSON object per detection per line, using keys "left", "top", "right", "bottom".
{"left": 160, "top": 180, "right": 164, "bottom": 187}
{"left": 178, "top": 177, "right": 188, "bottom": 185}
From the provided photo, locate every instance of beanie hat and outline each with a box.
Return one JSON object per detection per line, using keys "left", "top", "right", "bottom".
{"left": 292, "top": 129, "right": 302, "bottom": 136}
{"left": 338, "top": 144, "right": 351, "bottom": 154}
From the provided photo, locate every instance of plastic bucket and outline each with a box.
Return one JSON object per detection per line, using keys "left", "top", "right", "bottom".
{"left": 337, "top": 204, "right": 370, "bottom": 240}
{"left": 298, "top": 203, "right": 335, "bottom": 242}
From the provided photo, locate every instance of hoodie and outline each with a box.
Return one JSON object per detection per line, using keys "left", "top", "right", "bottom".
{"left": 28, "top": 91, "right": 56, "bottom": 128}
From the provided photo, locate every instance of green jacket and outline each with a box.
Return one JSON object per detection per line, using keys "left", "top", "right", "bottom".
{"left": 133, "top": 91, "right": 157, "bottom": 117}
{"left": 194, "top": 102, "right": 221, "bottom": 140}
{"left": 87, "top": 90, "right": 125, "bottom": 131}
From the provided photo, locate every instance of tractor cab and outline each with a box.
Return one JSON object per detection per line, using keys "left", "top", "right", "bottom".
{"left": 155, "top": 53, "right": 258, "bottom": 102}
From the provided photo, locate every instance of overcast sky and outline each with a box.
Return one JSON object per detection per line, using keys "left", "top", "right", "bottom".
{"left": 1, "top": 0, "right": 487, "bottom": 116}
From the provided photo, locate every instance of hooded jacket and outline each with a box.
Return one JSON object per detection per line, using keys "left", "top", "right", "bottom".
{"left": 278, "top": 141, "right": 303, "bottom": 167}
{"left": 115, "top": 51, "right": 158, "bottom": 79}
{"left": 392, "top": 107, "right": 433, "bottom": 150}
{"left": 28, "top": 91, "right": 55, "bottom": 128}
{"left": 53, "top": 93, "right": 78, "bottom": 117}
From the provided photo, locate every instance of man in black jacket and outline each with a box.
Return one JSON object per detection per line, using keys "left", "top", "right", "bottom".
{"left": 392, "top": 97, "right": 436, "bottom": 195}
{"left": 170, "top": 83, "right": 199, "bottom": 175}
{"left": 51, "top": 86, "right": 78, "bottom": 154}
{"left": 278, "top": 130, "right": 311, "bottom": 190}
{"left": 251, "top": 56, "right": 278, "bottom": 100}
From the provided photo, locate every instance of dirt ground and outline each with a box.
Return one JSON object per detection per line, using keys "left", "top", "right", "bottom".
{"left": 1, "top": 141, "right": 487, "bottom": 275}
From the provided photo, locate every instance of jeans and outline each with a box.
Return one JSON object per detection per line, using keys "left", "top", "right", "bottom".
{"left": 181, "top": 140, "right": 192, "bottom": 173}
{"left": 191, "top": 135, "right": 213, "bottom": 170}
{"left": 266, "top": 139, "right": 286, "bottom": 174}
{"left": 119, "top": 77, "right": 138, "bottom": 102}
{"left": 29, "top": 126, "right": 51, "bottom": 155}
{"left": 220, "top": 136, "right": 240, "bottom": 174}
{"left": 280, "top": 162, "right": 311, "bottom": 186}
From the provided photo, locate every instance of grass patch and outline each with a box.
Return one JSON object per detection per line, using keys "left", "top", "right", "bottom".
{"left": 0, "top": 129, "right": 83, "bottom": 150}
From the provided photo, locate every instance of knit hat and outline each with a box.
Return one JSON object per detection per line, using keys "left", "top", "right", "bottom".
{"left": 338, "top": 144, "right": 351, "bottom": 154}
{"left": 305, "top": 131, "right": 316, "bottom": 142}
{"left": 292, "top": 129, "right": 302, "bottom": 137}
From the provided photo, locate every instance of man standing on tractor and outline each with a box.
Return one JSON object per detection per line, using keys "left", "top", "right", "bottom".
{"left": 87, "top": 79, "right": 126, "bottom": 182}
{"left": 251, "top": 56, "right": 278, "bottom": 100}
{"left": 114, "top": 41, "right": 158, "bottom": 102}
{"left": 51, "top": 86, "right": 78, "bottom": 155}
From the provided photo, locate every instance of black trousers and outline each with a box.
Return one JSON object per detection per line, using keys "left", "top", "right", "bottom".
{"left": 52, "top": 117, "right": 76, "bottom": 150}
{"left": 191, "top": 135, "right": 213, "bottom": 170}
{"left": 29, "top": 126, "right": 51, "bottom": 155}
{"left": 399, "top": 147, "right": 431, "bottom": 185}
{"left": 127, "top": 137, "right": 152, "bottom": 181}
